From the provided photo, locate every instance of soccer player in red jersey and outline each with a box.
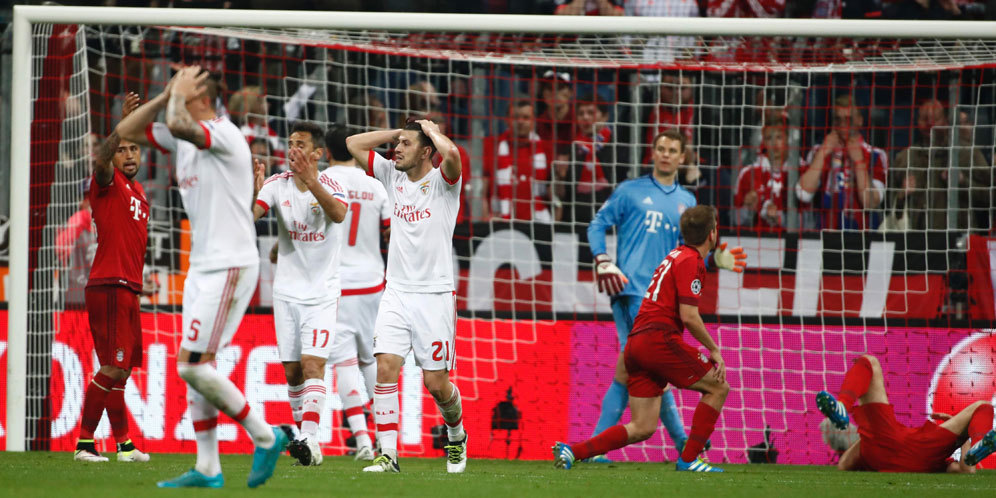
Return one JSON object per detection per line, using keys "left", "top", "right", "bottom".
{"left": 75, "top": 92, "right": 151, "bottom": 463}
{"left": 817, "top": 355, "right": 996, "bottom": 473}
{"left": 554, "top": 205, "right": 730, "bottom": 472}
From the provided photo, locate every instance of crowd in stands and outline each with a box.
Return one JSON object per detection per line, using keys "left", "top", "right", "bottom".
{"left": 64, "top": 0, "right": 996, "bottom": 238}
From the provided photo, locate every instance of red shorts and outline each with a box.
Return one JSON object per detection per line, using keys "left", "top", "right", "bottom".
{"left": 623, "top": 331, "right": 713, "bottom": 397}
{"left": 852, "top": 403, "right": 962, "bottom": 473}
{"left": 85, "top": 284, "right": 143, "bottom": 370}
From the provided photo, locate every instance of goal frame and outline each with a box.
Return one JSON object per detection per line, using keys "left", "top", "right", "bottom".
{"left": 8, "top": 4, "right": 996, "bottom": 452}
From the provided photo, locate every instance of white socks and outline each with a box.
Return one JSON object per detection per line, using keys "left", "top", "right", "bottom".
{"left": 435, "top": 383, "right": 465, "bottom": 441}
{"left": 359, "top": 361, "right": 377, "bottom": 401}
{"left": 373, "top": 383, "right": 399, "bottom": 459}
{"left": 337, "top": 362, "right": 372, "bottom": 449}
{"left": 178, "top": 362, "right": 274, "bottom": 449}
{"left": 287, "top": 383, "right": 305, "bottom": 430}
{"left": 299, "top": 378, "right": 326, "bottom": 439}
{"left": 187, "top": 388, "right": 221, "bottom": 477}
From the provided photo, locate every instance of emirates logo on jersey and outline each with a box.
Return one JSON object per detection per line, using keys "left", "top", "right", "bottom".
{"left": 394, "top": 204, "right": 431, "bottom": 223}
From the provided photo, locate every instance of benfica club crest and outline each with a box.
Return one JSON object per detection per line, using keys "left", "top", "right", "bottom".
{"left": 310, "top": 201, "right": 320, "bottom": 216}
{"left": 420, "top": 181, "right": 430, "bottom": 195}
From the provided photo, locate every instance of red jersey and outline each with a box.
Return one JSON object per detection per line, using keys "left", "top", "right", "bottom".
{"left": 483, "top": 130, "right": 552, "bottom": 221}
{"left": 631, "top": 244, "right": 705, "bottom": 337}
{"left": 643, "top": 104, "right": 695, "bottom": 163}
{"left": 799, "top": 136, "right": 888, "bottom": 230}
{"left": 86, "top": 168, "right": 149, "bottom": 292}
{"left": 733, "top": 154, "right": 792, "bottom": 232}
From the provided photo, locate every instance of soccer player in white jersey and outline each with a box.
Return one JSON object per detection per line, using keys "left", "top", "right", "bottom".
{"left": 252, "top": 121, "right": 348, "bottom": 466}
{"left": 324, "top": 124, "right": 391, "bottom": 461}
{"left": 117, "top": 66, "right": 287, "bottom": 489}
{"left": 346, "top": 119, "right": 467, "bottom": 474}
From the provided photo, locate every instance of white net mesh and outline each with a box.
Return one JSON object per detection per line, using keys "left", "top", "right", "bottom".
{"left": 12, "top": 18, "right": 996, "bottom": 468}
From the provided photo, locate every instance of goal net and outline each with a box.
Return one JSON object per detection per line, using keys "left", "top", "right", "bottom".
{"left": 6, "top": 7, "right": 996, "bottom": 467}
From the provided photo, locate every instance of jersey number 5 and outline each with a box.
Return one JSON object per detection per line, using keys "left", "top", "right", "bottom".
{"left": 187, "top": 319, "right": 201, "bottom": 341}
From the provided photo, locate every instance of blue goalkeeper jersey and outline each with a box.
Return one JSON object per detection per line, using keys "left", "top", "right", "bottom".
{"left": 588, "top": 174, "right": 697, "bottom": 298}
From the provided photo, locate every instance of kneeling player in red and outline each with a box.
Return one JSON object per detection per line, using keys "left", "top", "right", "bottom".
{"left": 76, "top": 92, "right": 151, "bottom": 463}
{"left": 554, "top": 205, "right": 732, "bottom": 472}
{"left": 817, "top": 354, "right": 996, "bottom": 473}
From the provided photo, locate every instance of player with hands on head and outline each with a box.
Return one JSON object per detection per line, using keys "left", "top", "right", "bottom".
{"left": 345, "top": 117, "right": 467, "bottom": 474}
{"left": 117, "top": 65, "right": 288, "bottom": 489}
{"left": 75, "top": 91, "right": 152, "bottom": 464}
{"left": 556, "top": 205, "right": 731, "bottom": 472}
{"left": 586, "top": 129, "right": 744, "bottom": 463}
{"left": 252, "top": 122, "right": 348, "bottom": 466}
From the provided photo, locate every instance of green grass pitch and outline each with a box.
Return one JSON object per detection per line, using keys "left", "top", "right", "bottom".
{"left": 0, "top": 453, "right": 993, "bottom": 497}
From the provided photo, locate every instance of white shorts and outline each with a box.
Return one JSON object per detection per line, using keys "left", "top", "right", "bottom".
{"left": 373, "top": 288, "right": 456, "bottom": 371}
{"left": 329, "top": 290, "right": 381, "bottom": 366}
{"left": 274, "top": 297, "right": 339, "bottom": 362}
{"left": 181, "top": 264, "right": 259, "bottom": 354}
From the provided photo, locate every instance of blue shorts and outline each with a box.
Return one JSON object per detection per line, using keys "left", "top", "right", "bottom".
{"left": 610, "top": 295, "right": 643, "bottom": 350}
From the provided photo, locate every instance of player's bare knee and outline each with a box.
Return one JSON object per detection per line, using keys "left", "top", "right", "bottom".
{"left": 300, "top": 356, "right": 326, "bottom": 380}
{"left": 861, "top": 354, "right": 881, "bottom": 373}
{"left": 422, "top": 373, "right": 450, "bottom": 401}
{"left": 630, "top": 421, "right": 656, "bottom": 442}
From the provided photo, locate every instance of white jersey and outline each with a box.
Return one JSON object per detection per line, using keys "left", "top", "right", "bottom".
{"left": 329, "top": 164, "right": 390, "bottom": 291}
{"left": 148, "top": 118, "right": 257, "bottom": 271}
{"left": 368, "top": 151, "right": 460, "bottom": 293}
{"left": 255, "top": 170, "right": 348, "bottom": 304}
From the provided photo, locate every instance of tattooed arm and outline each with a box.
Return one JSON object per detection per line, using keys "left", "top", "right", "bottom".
{"left": 165, "top": 66, "right": 211, "bottom": 148}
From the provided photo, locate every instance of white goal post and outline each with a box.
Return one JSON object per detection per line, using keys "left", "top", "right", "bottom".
{"left": 8, "top": 5, "right": 996, "bottom": 454}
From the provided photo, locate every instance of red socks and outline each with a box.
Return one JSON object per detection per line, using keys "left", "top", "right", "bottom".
{"left": 79, "top": 372, "right": 115, "bottom": 440}
{"left": 681, "top": 402, "right": 720, "bottom": 463}
{"left": 572, "top": 425, "right": 629, "bottom": 461}
{"left": 837, "top": 356, "right": 873, "bottom": 411}
{"left": 969, "top": 403, "right": 994, "bottom": 443}
{"left": 106, "top": 378, "right": 130, "bottom": 443}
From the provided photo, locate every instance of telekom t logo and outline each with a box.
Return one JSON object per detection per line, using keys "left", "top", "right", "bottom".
{"left": 643, "top": 210, "right": 663, "bottom": 233}
{"left": 130, "top": 197, "right": 146, "bottom": 221}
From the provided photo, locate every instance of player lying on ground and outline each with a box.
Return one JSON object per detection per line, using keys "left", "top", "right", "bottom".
{"left": 817, "top": 354, "right": 996, "bottom": 473}
{"left": 586, "top": 129, "right": 746, "bottom": 463}
{"left": 346, "top": 119, "right": 467, "bottom": 474}
{"left": 555, "top": 205, "right": 734, "bottom": 472}
{"left": 118, "top": 66, "right": 287, "bottom": 488}
{"left": 252, "top": 121, "right": 348, "bottom": 466}
{"left": 75, "top": 92, "right": 151, "bottom": 463}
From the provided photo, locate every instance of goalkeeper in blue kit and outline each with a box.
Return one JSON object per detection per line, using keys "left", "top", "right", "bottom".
{"left": 585, "top": 129, "right": 746, "bottom": 461}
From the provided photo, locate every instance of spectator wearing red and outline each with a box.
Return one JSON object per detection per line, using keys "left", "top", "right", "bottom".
{"left": 644, "top": 72, "right": 695, "bottom": 164}
{"left": 734, "top": 112, "right": 800, "bottom": 232}
{"left": 230, "top": 85, "right": 286, "bottom": 167}
{"left": 707, "top": 0, "right": 785, "bottom": 17}
{"left": 536, "top": 70, "right": 576, "bottom": 161}
{"left": 554, "top": 0, "right": 623, "bottom": 15}
{"left": 797, "top": 94, "right": 887, "bottom": 230}
{"left": 555, "top": 94, "right": 615, "bottom": 224}
{"left": 483, "top": 100, "right": 552, "bottom": 222}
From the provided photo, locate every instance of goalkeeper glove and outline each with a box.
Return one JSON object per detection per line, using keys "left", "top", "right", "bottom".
{"left": 713, "top": 242, "right": 747, "bottom": 273}
{"left": 594, "top": 254, "right": 629, "bottom": 296}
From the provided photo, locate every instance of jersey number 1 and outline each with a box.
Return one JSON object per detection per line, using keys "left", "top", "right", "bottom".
{"left": 347, "top": 203, "right": 361, "bottom": 246}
